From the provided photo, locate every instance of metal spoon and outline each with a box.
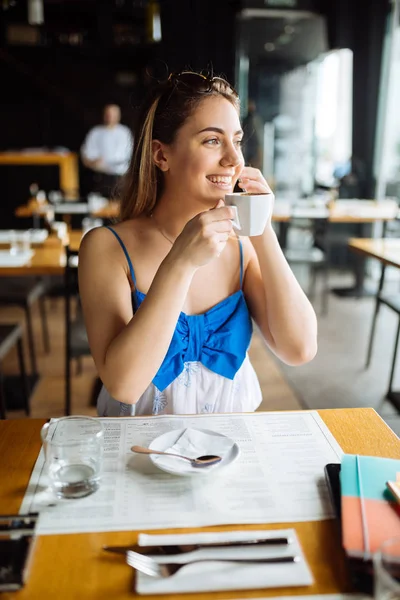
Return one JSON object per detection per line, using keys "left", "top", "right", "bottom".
{"left": 130, "top": 445, "right": 222, "bottom": 468}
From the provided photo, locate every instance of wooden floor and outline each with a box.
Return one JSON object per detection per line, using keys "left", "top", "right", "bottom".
{"left": 1, "top": 298, "right": 302, "bottom": 419}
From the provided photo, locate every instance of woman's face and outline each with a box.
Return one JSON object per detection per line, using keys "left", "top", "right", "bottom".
{"left": 161, "top": 95, "right": 244, "bottom": 206}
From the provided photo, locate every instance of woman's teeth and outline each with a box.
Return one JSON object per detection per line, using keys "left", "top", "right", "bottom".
{"left": 207, "top": 176, "right": 232, "bottom": 187}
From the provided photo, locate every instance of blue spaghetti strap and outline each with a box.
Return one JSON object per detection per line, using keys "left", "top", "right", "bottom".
{"left": 105, "top": 226, "right": 137, "bottom": 288}
{"left": 238, "top": 238, "right": 244, "bottom": 288}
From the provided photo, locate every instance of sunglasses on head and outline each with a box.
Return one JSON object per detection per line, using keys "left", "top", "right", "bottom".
{"left": 167, "top": 71, "right": 238, "bottom": 97}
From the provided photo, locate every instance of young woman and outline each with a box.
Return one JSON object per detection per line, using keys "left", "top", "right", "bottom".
{"left": 79, "top": 71, "right": 317, "bottom": 416}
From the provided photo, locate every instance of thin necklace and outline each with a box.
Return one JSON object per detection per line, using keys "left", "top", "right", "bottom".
{"left": 150, "top": 213, "right": 174, "bottom": 245}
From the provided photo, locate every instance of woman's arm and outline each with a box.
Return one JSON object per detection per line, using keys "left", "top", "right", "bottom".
{"left": 239, "top": 169, "right": 318, "bottom": 365}
{"left": 79, "top": 228, "right": 194, "bottom": 404}
{"left": 79, "top": 204, "right": 234, "bottom": 404}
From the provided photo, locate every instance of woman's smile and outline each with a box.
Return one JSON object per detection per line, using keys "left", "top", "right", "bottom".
{"left": 206, "top": 174, "right": 234, "bottom": 190}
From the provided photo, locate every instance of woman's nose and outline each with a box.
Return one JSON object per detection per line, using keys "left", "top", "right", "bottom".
{"left": 221, "top": 144, "right": 242, "bottom": 167}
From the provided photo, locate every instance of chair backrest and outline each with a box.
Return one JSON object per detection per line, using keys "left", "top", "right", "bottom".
{"left": 287, "top": 217, "right": 329, "bottom": 252}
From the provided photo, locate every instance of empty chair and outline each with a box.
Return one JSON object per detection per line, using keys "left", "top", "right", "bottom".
{"left": 283, "top": 218, "right": 330, "bottom": 315}
{"left": 0, "top": 277, "right": 50, "bottom": 375}
{"left": 65, "top": 246, "right": 91, "bottom": 415}
{"left": 0, "top": 323, "right": 30, "bottom": 419}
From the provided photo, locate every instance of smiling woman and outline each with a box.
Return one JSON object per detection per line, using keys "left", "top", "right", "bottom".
{"left": 78, "top": 69, "right": 318, "bottom": 417}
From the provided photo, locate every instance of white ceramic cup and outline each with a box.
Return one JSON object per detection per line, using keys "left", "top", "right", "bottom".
{"left": 224, "top": 192, "right": 274, "bottom": 236}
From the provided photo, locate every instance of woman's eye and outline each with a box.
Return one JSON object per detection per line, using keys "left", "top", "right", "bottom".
{"left": 204, "top": 138, "right": 220, "bottom": 145}
{"left": 235, "top": 139, "right": 243, "bottom": 147}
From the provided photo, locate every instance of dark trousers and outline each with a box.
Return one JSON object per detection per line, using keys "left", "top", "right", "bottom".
{"left": 83, "top": 170, "right": 121, "bottom": 198}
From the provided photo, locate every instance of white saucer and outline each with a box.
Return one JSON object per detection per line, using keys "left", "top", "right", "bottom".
{"left": 148, "top": 428, "right": 240, "bottom": 477}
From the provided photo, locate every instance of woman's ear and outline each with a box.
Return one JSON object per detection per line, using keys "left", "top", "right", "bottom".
{"left": 152, "top": 140, "right": 169, "bottom": 172}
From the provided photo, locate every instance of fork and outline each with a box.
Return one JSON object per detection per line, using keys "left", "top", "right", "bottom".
{"left": 126, "top": 550, "right": 300, "bottom": 578}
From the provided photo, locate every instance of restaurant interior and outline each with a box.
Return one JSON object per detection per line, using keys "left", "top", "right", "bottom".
{"left": 1, "top": 0, "right": 400, "bottom": 598}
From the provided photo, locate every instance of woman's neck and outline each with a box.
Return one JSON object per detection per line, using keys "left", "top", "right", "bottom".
{"left": 151, "top": 191, "right": 210, "bottom": 240}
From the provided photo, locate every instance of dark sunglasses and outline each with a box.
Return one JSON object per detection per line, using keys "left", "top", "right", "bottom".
{"left": 167, "top": 71, "right": 238, "bottom": 97}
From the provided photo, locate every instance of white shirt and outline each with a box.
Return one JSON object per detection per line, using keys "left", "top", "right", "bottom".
{"left": 81, "top": 124, "right": 133, "bottom": 175}
{"left": 97, "top": 355, "right": 262, "bottom": 417}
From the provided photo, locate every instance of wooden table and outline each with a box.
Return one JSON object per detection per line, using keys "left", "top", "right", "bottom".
{"left": 0, "top": 408, "right": 399, "bottom": 599}
{"left": 0, "top": 152, "right": 79, "bottom": 198}
{"left": 15, "top": 200, "right": 119, "bottom": 220}
{"left": 349, "top": 238, "right": 400, "bottom": 411}
{"left": 348, "top": 237, "right": 400, "bottom": 268}
{"left": 0, "top": 231, "right": 82, "bottom": 276}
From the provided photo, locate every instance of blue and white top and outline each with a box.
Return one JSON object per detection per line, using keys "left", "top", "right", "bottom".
{"left": 97, "top": 227, "right": 262, "bottom": 416}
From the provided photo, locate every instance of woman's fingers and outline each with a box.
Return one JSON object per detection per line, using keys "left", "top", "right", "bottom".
{"left": 207, "top": 205, "right": 235, "bottom": 221}
{"left": 238, "top": 178, "right": 271, "bottom": 194}
{"left": 207, "top": 219, "right": 233, "bottom": 234}
{"left": 239, "top": 167, "right": 273, "bottom": 195}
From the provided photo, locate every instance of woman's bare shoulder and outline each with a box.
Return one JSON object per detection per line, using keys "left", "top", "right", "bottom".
{"left": 79, "top": 218, "right": 147, "bottom": 256}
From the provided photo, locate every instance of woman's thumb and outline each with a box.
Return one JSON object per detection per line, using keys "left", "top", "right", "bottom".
{"left": 214, "top": 198, "right": 225, "bottom": 209}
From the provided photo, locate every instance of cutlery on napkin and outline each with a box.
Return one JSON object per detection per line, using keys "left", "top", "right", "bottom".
{"left": 103, "top": 535, "right": 292, "bottom": 555}
{"left": 134, "top": 529, "right": 313, "bottom": 595}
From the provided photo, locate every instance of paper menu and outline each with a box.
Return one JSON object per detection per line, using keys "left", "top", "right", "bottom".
{"left": 20, "top": 411, "right": 343, "bottom": 535}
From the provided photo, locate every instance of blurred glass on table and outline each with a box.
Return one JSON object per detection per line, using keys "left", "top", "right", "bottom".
{"left": 50, "top": 221, "right": 68, "bottom": 240}
{"left": 87, "top": 192, "right": 107, "bottom": 213}
{"left": 48, "top": 190, "right": 64, "bottom": 204}
{"left": 374, "top": 536, "right": 400, "bottom": 599}
{"left": 40, "top": 416, "right": 104, "bottom": 499}
{"left": 9, "top": 230, "right": 31, "bottom": 255}
{"left": 82, "top": 217, "right": 103, "bottom": 236}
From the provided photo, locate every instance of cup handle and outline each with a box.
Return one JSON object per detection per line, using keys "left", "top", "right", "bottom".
{"left": 230, "top": 206, "right": 242, "bottom": 231}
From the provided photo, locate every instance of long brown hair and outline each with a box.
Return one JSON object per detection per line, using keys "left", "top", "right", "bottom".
{"left": 119, "top": 71, "right": 240, "bottom": 221}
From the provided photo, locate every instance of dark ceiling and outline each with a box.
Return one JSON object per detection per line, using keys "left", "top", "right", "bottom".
{"left": 239, "top": 10, "right": 328, "bottom": 69}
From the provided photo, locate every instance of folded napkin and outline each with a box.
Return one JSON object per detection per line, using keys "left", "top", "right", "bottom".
{"left": 0, "top": 230, "right": 48, "bottom": 244}
{"left": 135, "top": 529, "right": 312, "bottom": 595}
{"left": 0, "top": 250, "right": 34, "bottom": 267}
{"left": 151, "top": 428, "right": 237, "bottom": 475}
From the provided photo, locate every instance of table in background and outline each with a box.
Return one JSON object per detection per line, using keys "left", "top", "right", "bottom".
{"left": 14, "top": 199, "right": 399, "bottom": 297}
{"left": 274, "top": 200, "right": 399, "bottom": 297}
{"left": 0, "top": 407, "right": 399, "bottom": 599}
{"left": 0, "top": 230, "right": 82, "bottom": 277}
{"left": 348, "top": 238, "right": 400, "bottom": 269}
{"left": 15, "top": 199, "right": 119, "bottom": 219}
{"left": 349, "top": 238, "right": 400, "bottom": 411}
{"left": 0, "top": 152, "right": 79, "bottom": 198}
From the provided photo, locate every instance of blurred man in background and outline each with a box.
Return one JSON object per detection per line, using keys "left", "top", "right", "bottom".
{"left": 81, "top": 104, "right": 133, "bottom": 197}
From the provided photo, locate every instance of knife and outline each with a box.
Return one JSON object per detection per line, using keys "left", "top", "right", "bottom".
{"left": 103, "top": 536, "right": 292, "bottom": 556}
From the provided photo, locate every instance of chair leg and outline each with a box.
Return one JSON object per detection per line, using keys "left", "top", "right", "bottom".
{"left": 17, "top": 337, "right": 31, "bottom": 416}
{"left": 365, "top": 301, "right": 380, "bottom": 369}
{"left": 387, "top": 317, "right": 400, "bottom": 397}
{"left": 76, "top": 356, "right": 83, "bottom": 376}
{"left": 65, "top": 296, "right": 71, "bottom": 416}
{"left": 24, "top": 305, "right": 38, "bottom": 375}
{"left": 38, "top": 295, "right": 50, "bottom": 354}
{"left": 66, "top": 353, "right": 71, "bottom": 417}
{"left": 0, "top": 366, "right": 6, "bottom": 420}
{"left": 321, "top": 262, "right": 329, "bottom": 316}
{"left": 366, "top": 264, "right": 387, "bottom": 369}
{"left": 308, "top": 266, "right": 317, "bottom": 300}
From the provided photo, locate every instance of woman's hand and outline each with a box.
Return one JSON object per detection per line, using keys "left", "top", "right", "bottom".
{"left": 169, "top": 199, "right": 234, "bottom": 268}
{"left": 238, "top": 166, "right": 273, "bottom": 195}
